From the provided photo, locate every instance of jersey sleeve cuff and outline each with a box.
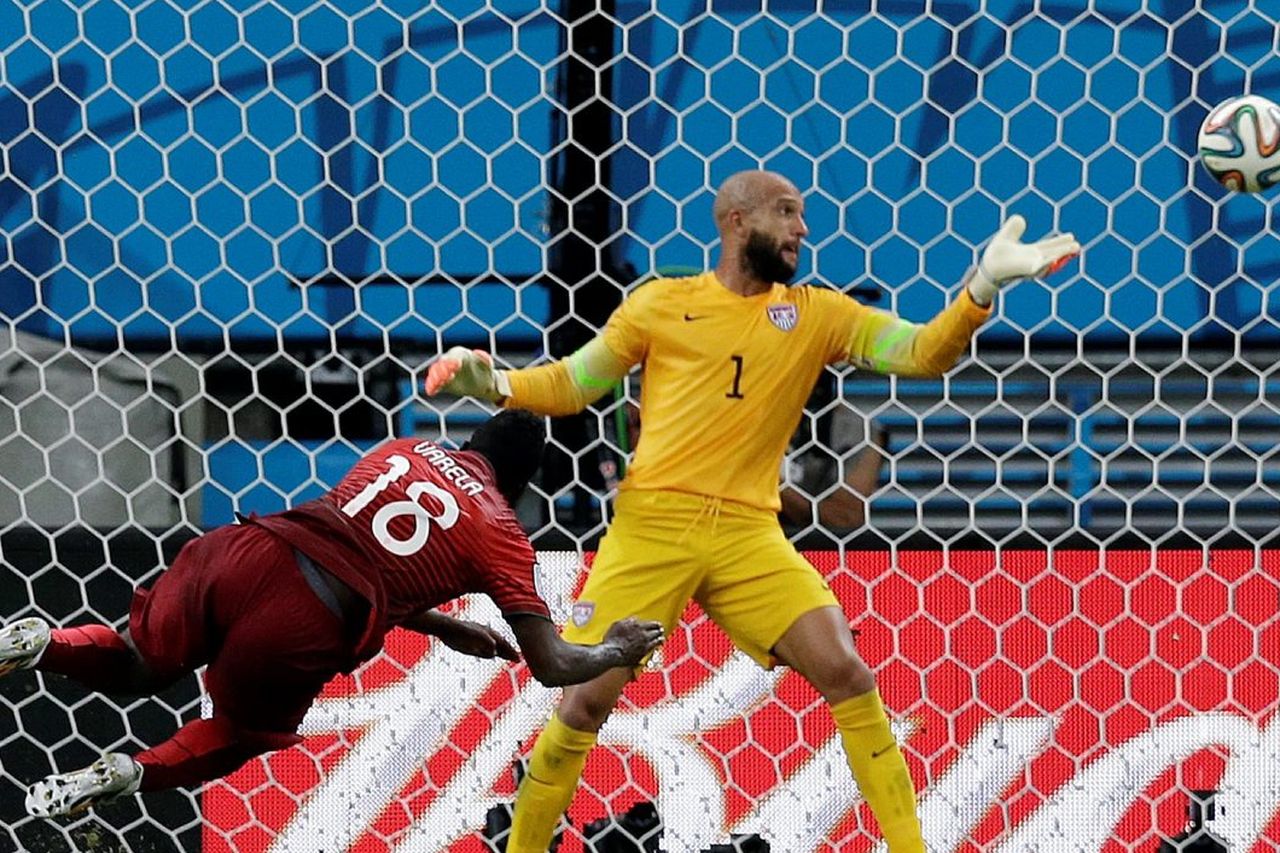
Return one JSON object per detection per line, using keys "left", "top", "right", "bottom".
{"left": 960, "top": 285, "right": 994, "bottom": 320}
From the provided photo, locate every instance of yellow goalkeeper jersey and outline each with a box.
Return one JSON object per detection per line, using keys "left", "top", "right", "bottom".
{"left": 599, "top": 272, "right": 989, "bottom": 511}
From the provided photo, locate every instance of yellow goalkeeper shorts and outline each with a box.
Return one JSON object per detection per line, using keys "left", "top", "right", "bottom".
{"left": 561, "top": 488, "right": 840, "bottom": 668}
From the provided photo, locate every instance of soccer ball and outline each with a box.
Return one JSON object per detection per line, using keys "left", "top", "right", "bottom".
{"left": 1197, "top": 94, "right": 1280, "bottom": 193}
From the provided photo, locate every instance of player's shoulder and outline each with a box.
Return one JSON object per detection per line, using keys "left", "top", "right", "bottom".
{"left": 635, "top": 270, "right": 718, "bottom": 298}
{"left": 451, "top": 448, "right": 501, "bottom": 488}
{"left": 778, "top": 282, "right": 845, "bottom": 325}
{"left": 787, "top": 282, "right": 874, "bottom": 322}
{"left": 348, "top": 437, "right": 418, "bottom": 470}
{"left": 360, "top": 436, "right": 446, "bottom": 468}
{"left": 468, "top": 486, "right": 535, "bottom": 556}
{"left": 787, "top": 282, "right": 851, "bottom": 306}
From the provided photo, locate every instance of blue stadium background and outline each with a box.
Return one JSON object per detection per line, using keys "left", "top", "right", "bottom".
{"left": 2, "top": 0, "right": 1279, "bottom": 537}
{"left": 3, "top": 2, "right": 1280, "bottom": 850}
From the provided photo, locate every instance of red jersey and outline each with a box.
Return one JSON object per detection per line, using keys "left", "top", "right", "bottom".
{"left": 251, "top": 439, "right": 549, "bottom": 659}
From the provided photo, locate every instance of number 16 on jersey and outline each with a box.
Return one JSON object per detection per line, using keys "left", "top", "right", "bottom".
{"left": 341, "top": 455, "right": 460, "bottom": 556}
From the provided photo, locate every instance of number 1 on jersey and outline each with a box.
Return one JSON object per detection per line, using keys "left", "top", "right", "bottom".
{"left": 726, "top": 354, "right": 745, "bottom": 399}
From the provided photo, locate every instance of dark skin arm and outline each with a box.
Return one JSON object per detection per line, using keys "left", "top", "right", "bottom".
{"left": 402, "top": 609, "right": 520, "bottom": 660}
{"left": 402, "top": 609, "right": 664, "bottom": 687}
{"left": 507, "top": 614, "right": 664, "bottom": 688}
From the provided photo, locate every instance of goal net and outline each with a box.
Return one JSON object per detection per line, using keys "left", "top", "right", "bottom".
{"left": 1, "top": 0, "right": 1277, "bottom": 851}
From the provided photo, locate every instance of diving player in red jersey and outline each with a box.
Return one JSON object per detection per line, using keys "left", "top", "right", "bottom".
{"left": 0, "top": 410, "right": 663, "bottom": 817}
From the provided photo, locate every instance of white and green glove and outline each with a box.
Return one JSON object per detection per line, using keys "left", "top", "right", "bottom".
{"left": 424, "top": 346, "right": 511, "bottom": 402}
{"left": 968, "top": 215, "right": 1080, "bottom": 307}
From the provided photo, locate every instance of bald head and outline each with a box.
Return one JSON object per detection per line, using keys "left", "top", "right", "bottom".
{"left": 711, "top": 170, "right": 808, "bottom": 289}
{"left": 712, "top": 170, "right": 801, "bottom": 232}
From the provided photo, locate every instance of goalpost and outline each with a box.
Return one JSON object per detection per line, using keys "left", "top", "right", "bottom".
{"left": 0, "top": 1, "right": 1277, "bottom": 851}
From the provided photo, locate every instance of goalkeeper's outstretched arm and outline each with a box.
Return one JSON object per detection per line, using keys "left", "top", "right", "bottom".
{"left": 839, "top": 215, "right": 1080, "bottom": 378}
{"left": 424, "top": 337, "right": 630, "bottom": 416}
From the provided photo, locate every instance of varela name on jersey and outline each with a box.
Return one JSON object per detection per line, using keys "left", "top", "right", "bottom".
{"left": 413, "top": 440, "right": 485, "bottom": 496}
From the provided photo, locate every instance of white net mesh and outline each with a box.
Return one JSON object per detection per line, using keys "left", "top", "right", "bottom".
{"left": 1, "top": 1, "right": 1279, "bottom": 851}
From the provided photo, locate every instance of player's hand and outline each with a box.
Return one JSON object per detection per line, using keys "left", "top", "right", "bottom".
{"left": 435, "top": 619, "right": 520, "bottom": 661}
{"left": 602, "top": 617, "right": 664, "bottom": 665}
{"left": 968, "top": 215, "right": 1080, "bottom": 306}
{"left": 424, "top": 346, "right": 508, "bottom": 402}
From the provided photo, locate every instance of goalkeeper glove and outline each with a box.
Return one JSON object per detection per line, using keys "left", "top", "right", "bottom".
{"left": 424, "top": 347, "right": 511, "bottom": 402}
{"left": 967, "top": 215, "right": 1080, "bottom": 307}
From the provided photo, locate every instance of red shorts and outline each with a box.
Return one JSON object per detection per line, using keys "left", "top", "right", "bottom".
{"left": 129, "top": 524, "right": 354, "bottom": 735}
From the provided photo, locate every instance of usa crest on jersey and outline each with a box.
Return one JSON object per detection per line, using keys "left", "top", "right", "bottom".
{"left": 767, "top": 303, "right": 798, "bottom": 331}
{"left": 572, "top": 601, "right": 595, "bottom": 627}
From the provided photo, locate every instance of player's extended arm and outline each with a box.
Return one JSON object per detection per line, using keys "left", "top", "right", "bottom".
{"left": 424, "top": 338, "right": 629, "bottom": 416}
{"left": 843, "top": 215, "right": 1079, "bottom": 377}
{"left": 507, "top": 614, "right": 664, "bottom": 687}
{"left": 402, "top": 610, "right": 520, "bottom": 661}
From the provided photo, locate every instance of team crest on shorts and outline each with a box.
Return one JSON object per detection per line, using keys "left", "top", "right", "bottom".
{"left": 767, "top": 303, "right": 798, "bottom": 331}
{"left": 571, "top": 601, "right": 595, "bottom": 627}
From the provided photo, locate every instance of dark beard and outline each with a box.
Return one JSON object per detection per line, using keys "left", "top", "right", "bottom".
{"left": 742, "top": 231, "right": 797, "bottom": 284}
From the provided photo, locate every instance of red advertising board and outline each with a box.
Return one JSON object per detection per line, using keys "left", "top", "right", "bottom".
{"left": 204, "top": 550, "right": 1280, "bottom": 852}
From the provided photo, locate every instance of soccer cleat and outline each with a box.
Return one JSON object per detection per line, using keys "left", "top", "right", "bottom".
{"left": 0, "top": 617, "right": 51, "bottom": 677}
{"left": 25, "top": 753, "right": 144, "bottom": 817}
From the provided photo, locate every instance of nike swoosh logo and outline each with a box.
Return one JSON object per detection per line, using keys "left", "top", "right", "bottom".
{"left": 871, "top": 741, "right": 897, "bottom": 759}
{"left": 683, "top": 313, "right": 708, "bottom": 321}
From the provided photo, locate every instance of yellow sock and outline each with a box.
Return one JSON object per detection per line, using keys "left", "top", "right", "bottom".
{"left": 831, "top": 690, "right": 925, "bottom": 853}
{"left": 508, "top": 713, "right": 597, "bottom": 853}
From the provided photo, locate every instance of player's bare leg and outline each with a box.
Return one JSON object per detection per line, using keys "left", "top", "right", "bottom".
{"left": 507, "top": 666, "right": 632, "bottom": 853}
{"left": 773, "top": 605, "right": 925, "bottom": 853}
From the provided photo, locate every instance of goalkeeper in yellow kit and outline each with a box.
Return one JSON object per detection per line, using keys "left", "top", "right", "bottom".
{"left": 426, "top": 170, "right": 1079, "bottom": 852}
